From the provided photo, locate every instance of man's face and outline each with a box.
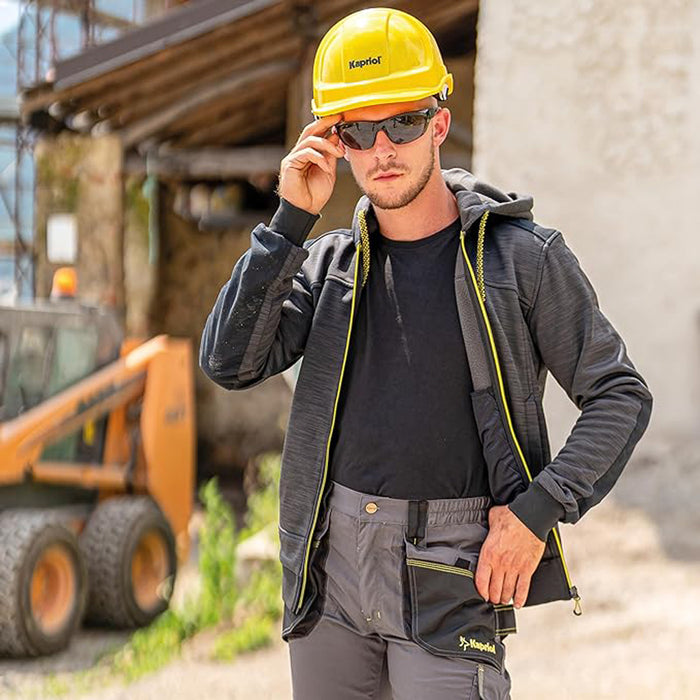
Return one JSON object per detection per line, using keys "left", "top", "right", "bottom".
{"left": 338, "top": 97, "right": 450, "bottom": 211}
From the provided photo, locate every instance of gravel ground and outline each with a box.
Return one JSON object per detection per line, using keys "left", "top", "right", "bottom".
{"left": 1, "top": 446, "right": 697, "bottom": 699}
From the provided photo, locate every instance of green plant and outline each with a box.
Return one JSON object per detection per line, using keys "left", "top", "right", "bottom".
{"left": 239, "top": 452, "right": 282, "bottom": 541}
{"left": 211, "top": 453, "right": 283, "bottom": 661}
{"left": 196, "top": 477, "right": 239, "bottom": 627}
{"left": 109, "top": 609, "right": 191, "bottom": 681}
{"left": 211, "top": 614, "right": 275, "bottom": 661}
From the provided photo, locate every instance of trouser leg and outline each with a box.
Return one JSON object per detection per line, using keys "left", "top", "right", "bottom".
{"left": 386, "top": 635, "right": 512, "bottom": 700}
{"left": 288, "top": 615, "right": 391, "bottom": 700}
{"left": 286, "top": 482, "right": 513, "bottom": 699}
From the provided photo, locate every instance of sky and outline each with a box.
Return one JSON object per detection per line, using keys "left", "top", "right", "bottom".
{"left": 0, "top": 2, "right": 17, "bottom": 38}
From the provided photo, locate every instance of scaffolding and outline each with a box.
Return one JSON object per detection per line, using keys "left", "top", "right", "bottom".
{"left": 5, "top": 0, "right": 173, "bottom": 300}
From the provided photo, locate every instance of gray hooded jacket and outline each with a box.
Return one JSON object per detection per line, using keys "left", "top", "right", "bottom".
{"left": 200, "top": 168, "right": 652, "bottom": 639}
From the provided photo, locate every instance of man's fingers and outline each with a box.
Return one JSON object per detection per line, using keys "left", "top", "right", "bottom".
{"left": 297, "top": 114, "right": 342, "bottom": 143}
{"left": 500, "top": 570, "right": 519, "bottom": 605}
{"left": 488, "top": 570, "right": 504, "bottom": 605}
{"left": 513, "top": 573, "right": 532, "bottom": 609}
{"left": 285, "top": 147, "right": 333, "bottom": 174}
{"left": 295, "top": 135, "right": 344, "bottom": 159}
{"left": 474, "top": 559, "right": 492, "bottom": 602}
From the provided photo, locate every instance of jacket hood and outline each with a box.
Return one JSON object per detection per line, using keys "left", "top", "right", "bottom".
{"left": 350, "top": 167, "right": 534, "bottom": 244}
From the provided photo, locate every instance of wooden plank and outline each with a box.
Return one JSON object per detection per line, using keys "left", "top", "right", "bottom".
{"left": 113, "top": 37, "right": 298, "bottom": 131}
{"left": 286, "top": 42, "right": 316, "bottom": 148}
{"left": 419, "top": 2, "right": 478, "bottom": 31}
{"left": 164, "top": 74, "right": 285, "bottom": 144}
{"left": 76, "top": 9, "right": 297, "bottom": 114}
{"left": 118, "top": 60, "right": 295, "bottom": 148}
{"left": 178, "top": 107, "right": 284, "bottom": 149}
{"left": 224, "top": 112, "right": 286, "bottom": 147}
{"left": 125, "top": 145, "right": 286, "bottom": 177}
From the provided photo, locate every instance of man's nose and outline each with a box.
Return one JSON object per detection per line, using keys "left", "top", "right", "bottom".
{"left": 372, "top": 128, "right": 397, "bottom": 158}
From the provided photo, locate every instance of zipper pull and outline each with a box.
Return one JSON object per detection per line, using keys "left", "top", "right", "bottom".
{"left": 570, "top": 586, "right": 582, "bottom": 616}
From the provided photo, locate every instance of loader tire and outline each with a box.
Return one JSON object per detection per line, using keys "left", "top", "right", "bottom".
{"left": 0, "top": 510, "right": 87, "bottom": 657}
{"left": 80, "top": 496, "right": 177, "bottom": 628}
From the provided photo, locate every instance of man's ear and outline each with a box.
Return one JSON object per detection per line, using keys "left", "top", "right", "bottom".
{"left": 433, "top": 107, "right": 451, "bottom": 147}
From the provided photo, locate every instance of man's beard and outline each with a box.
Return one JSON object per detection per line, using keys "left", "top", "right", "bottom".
{"left": 359, "top": 145, "right": 435, "bottom": 211}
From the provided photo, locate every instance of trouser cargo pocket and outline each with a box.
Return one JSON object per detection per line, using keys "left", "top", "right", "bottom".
{"left": 404, "top": 538, "right": 511, "bottom": 673}
{"left": 402, "top": 495, "right": 516, "bottom": 675}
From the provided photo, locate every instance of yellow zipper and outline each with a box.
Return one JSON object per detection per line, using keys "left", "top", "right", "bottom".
{"left": 295, "top": 235, "right": 363, "bottom": 613}
{"left": 407, "top": 558, "right": 474, "bottom": 578}
{"left": 459, "top": 228, "right": 582, "bottom": 616}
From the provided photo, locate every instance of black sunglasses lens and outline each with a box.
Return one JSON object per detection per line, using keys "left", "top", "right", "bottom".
{"left": 385, "top": 113, "right": 429, "bottom": 144}
{"left": 338, "top": 123, "right": 375, "bottom": 150}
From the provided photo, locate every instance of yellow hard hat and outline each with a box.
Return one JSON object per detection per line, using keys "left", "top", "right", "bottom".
{"left": 311, "top": 8, "right": 453, "bottom": 117}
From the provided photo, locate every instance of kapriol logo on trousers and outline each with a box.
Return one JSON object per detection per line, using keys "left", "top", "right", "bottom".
{"left": 459, "top": 636, "right": 496, "bottom": 655}
{"left": 348, "top": 56, "right": 382, "bottom": 69}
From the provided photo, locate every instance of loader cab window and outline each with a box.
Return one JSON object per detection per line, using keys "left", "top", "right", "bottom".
{"left": 4, "top": 326, "right": 52, "bottom": 417}
{"left": 47, "top": 326, "right": 98, "bottom": 396}
{"left": 41, "top": 325, "right": 101, "bottom": 464}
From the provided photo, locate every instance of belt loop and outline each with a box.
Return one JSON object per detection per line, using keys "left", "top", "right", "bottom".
{"left": 407, "top": 499, "right": 428, "bottom": 545}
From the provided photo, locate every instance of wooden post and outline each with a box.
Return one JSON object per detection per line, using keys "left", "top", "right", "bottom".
{"left": 286, "top": 41, "right": 317, "bottom": 149}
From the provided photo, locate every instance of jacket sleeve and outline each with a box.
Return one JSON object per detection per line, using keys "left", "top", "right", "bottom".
{"left": 199, "top": 199, "right": 320, "bottom": 390}
{"left": 507, "top": 232, "right": 653, "bottom": 541}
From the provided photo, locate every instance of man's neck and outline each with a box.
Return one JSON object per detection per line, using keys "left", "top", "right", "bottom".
{"left": 373, "top": 173, "right": 460, "bottom": 242}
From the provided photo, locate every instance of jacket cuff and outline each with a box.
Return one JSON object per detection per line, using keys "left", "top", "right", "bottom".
{"left": 269, "top": 198, "right": 320, "bottom": 246}
{"left": 508, "top": 481, "right": 565, "bottom": 542}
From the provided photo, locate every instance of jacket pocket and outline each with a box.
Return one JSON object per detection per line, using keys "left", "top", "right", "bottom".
{"left": 471, "top": 388, "right": 527, "bottom": 504}
{"left": 404, "top": 538, "right": 510, "bottom": 673}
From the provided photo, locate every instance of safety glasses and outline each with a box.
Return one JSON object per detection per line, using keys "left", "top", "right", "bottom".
{"left": 333, "top": 107, "right": 439, "bottom": 151}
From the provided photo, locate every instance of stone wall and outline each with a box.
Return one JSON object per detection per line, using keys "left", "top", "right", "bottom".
{"left": 473, "top": 0, "right": 700, "bottom": 451}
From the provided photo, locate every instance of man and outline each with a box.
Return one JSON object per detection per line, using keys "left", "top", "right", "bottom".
{"left": 200, "top": 8, "right": 652, "bottom": 699}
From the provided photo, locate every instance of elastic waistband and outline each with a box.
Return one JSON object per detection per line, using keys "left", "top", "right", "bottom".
{"left": 327, "top": 480, "right": 491, "bottom": 525}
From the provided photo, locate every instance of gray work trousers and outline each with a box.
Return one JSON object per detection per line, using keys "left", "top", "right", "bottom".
{"left": 288, "top": 481, "right": 513, "bottom": 699}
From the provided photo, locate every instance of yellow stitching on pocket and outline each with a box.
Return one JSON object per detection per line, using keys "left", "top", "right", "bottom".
{"left": 406, "top": 559, "right": 475, "bottom": 578}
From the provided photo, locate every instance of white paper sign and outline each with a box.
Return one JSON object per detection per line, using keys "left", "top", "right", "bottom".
{"left": 47, "top": 213, "right": 78, "bottom": 263}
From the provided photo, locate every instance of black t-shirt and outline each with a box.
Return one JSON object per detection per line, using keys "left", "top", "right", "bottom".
{"left": 328, "top": 215, "right": 490, "bottom": 500}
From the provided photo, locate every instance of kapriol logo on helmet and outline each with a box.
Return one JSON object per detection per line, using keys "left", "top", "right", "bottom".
{"left": 348, "top": 56, "right": 382, "bottom": 69}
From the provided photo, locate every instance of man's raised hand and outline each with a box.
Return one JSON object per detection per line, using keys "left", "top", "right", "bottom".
{"left": 277, "top": 114, "right": 346, "bottom": 215}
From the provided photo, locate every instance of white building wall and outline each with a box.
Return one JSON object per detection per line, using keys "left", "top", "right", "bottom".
{"left": 473, "top": 0, "right": 700, "bottom": 452}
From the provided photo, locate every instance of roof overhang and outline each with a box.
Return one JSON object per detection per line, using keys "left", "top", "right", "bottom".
{"left": 20, "top": 0, "right": 478, "bottom": 162}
